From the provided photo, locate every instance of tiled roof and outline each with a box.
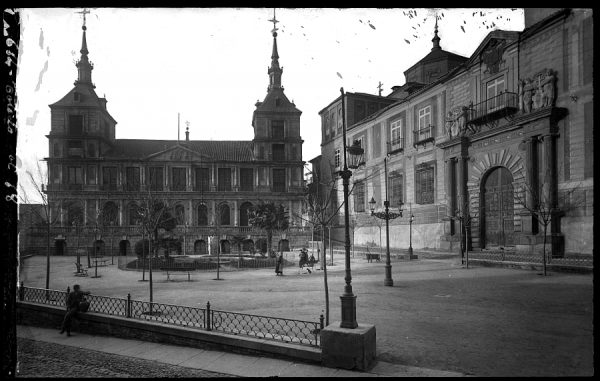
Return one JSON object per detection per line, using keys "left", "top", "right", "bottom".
{"left": 103, "top": 139, "right": 255, "bottom": 162}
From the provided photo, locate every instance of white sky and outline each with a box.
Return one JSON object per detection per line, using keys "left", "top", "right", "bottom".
{"left": 16, "top": 8, "right": 524, "bottom": 201}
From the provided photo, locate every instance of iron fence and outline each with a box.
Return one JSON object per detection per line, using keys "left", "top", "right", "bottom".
{"left": 17, "top": 284, "right": 323, "bottom": 347}
{"left": 468, "top": 251, "right": 593, "bottom": 267}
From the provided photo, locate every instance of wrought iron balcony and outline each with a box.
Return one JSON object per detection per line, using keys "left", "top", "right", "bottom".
{"left": 467, "top": 92, "right": 518, "bottom": 125}
{"left": 413, "top": 125, "right": 435, "bottom": 148}
{"left": 387, "top": 137, "right": 405, "bottom": 154}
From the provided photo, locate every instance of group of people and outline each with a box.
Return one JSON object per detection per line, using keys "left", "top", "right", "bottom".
{"left": 274, "top": 248, "right": 318, "bottom": 276}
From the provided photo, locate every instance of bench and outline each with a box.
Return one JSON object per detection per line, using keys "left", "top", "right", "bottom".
{"left": 160, "top": 267, "right": 195, "bottom": 281}
{"left": 92, "top": 257, "right": 109, "bottom": 266}
{"left": 74, "top": 263, "right": 88, "bottom": 277}
{"left": 366, "top": 253, "right": 381, "bottom": 262}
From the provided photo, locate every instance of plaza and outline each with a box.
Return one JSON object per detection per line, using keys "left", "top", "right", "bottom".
{"left": 18, "top": 253, "right": 593, "bottom": 377}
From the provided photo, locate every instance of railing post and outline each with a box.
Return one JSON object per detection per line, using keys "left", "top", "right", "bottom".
{"left": 65, "top": 286, "right": 70, "bottom": 309}
{"left": 127, "top": 293, "right": 131, "bottom": 318}
{"left": 320, "top": 313, "right": 324, "bottom": 330}
{"left": 19, "top": 281, "right": 24, "bottom": 301}
{"left": 206, "top": 301, "right": 211, "bottom": 331}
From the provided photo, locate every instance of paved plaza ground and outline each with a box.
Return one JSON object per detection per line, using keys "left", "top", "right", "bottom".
{"left": 18, "top": 253, "right": 594, "bottom": 377}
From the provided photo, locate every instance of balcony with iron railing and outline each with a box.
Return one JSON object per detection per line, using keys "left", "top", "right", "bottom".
{"left": 413, "top": 125, "right": 435, "bottom": 148}
{"left": 467, "top": 92, "right": 518, "bottom": 126}
{"left": 387, "top": 137, "right": 405, "bottom": 154}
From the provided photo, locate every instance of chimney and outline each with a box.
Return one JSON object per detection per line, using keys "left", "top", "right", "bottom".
{"left": 185, "top": 126, "right": 189, "bottom": 142}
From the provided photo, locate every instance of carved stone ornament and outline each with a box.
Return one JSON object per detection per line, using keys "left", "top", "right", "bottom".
{"left": 444, "top": 105, "right": 470, "bottom": 138}
{"left": 482, "top": 39, "right": 506, "bottom": 74}
{"left": 518, "top": 69, "right": 556, "bottom": 113}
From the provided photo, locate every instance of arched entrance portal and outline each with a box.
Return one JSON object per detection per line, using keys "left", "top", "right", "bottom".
{"left": 220, "top": 240, "right": 231, "bottom": 254}
{"left": 481, "top": 166, "right": 514, "bottom": 248}
{"left": 119, "top": 240, "right": 130, "bottom": 256}
{"left": 55, "top": 239, "right": 66, "bottom": 256}
{"left": 194, "top": 239, "right": 207, "bottom": 254}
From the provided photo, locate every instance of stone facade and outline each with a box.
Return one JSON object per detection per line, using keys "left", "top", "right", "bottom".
{"left": 22, "top": 16, "right": 311, "bottom": 257}
{"left": 316, "top": 8, "right": 593, "bottom": 257}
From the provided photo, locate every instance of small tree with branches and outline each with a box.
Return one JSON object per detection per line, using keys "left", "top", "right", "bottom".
{"left": 248, "top": 202, "right": 289, "bottom": 258}
{"left": 514, "top": 180, "right": 583, "bottom": 276}
{"left": 18, "top": 160, "right": 64, "bottom": 298}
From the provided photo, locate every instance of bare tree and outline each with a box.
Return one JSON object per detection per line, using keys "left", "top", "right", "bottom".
{"left": 514, "top": 180, "right": 584, "bottom": 276}
{"left": 18, "top": 160, "right": 63, "bottom": 298}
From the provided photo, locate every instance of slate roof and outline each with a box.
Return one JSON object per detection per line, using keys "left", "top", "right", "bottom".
{"left": 49, "top": 83, "right": 117, "bottom": 123}
{"left": 254, "top": 87, "right": 302, "bottom": 114}
{"left": 103, "top": 139, "right": 255, "bottom": 162}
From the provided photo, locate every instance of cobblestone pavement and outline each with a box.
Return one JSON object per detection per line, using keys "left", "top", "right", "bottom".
{"left": 16, "top": 338, "right": 237, "bottom": 378}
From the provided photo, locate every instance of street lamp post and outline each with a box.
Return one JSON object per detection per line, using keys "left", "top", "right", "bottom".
{"left": 407, "top": 204, "right": 414, "bottom": 259}
{"left": 339, "top": 87, "right": 365, "bottom": 329}
{"left": 368, "top": 158, "right": 403, "bottom": 286}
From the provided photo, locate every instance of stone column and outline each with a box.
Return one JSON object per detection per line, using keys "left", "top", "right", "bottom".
{"left": 233, "top": 200, "right": 238, "bottom": 226}
{"left": 118, "top": 199, "right": 124, "bottom": 226}
{"left": 520, "top": 137, "right": 539, "bottom": 235}
{"left": 543, "top": 132, "right": 562, "bottom": 257}
{"left": 188, "top": 199, "right": 193, "bottom": 225}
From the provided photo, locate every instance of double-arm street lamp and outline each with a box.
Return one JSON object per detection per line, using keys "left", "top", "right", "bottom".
{"left": 368, "top": 158, "right": 403, "bottom": 286}
{"left": 407, "top": 205, "right": 415, "bottom": 259}
{"left": 338, "top": 87, "right": 365, "bottom": 329}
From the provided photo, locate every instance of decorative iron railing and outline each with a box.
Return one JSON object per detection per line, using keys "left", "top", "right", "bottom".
{"left": 17, "top": 285, "right": 323, "bottom": 347}
{"left": 467, "top": 251, "right": 593, "bottom": 267}
{"left": 466, "top": 92, "right": 518, "bottom": 125}
{"left": 387, "top": 137, "right": 404, "bottom": 154}
{"left": 412, "top": 125, "right": 435, "bottom": 147}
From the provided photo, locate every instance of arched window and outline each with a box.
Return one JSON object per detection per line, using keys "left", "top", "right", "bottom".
{"left": 219, "top": 203, "right": 230, "bottom": 226}
{"left": 128, "top": 203, "right": 139, "bottom": 225}
{"left": 197, "top": 203, "right": 208, "bottom": 226}
{"left": 101, "top": 201, "right": 119, "bottom": 226}
{"left": 239, "top": 202, "right": 253, "bottom": 227}
{"left": 67, "top": 202, "right": 83, "bottom": 226}
{"left": 175, "top": 204, "right": 185, "bottom": 225}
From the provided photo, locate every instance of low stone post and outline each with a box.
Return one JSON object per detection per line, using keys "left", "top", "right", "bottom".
{"left": 126, "top": 293, "right": 131, "bottom": 318}
{"left": 206, "top": 301, "right": 211, "bottom": 331}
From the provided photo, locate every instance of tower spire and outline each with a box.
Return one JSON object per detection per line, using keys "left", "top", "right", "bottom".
{"left": 267, "top": 8, "right": 283, "bottom": 91}
{"left": 431, "top": 12, "right": 441, "bottom": 51}
{"left": 74, "top": 8, "right": 94, "bottom": 87}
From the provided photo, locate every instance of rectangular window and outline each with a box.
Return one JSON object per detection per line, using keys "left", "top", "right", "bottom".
{"left": 125, "top": 167, "right": 140, "bottom": 191}
{"left": 172, "top": 167, "right": 187, "bottom": 191}
{"left": 353, "top": 181, "right": 365, "bottom": 212}
{"left": 68, "top": 115, "right": 83, "bottom": 136}
{"left": 194, "top": 167, "right": 209, "bottom": 192}
{"left": 148, "top": 167, "right": 163, "bottom": 191}
{"left": 583, "top": 17, "right": 593, "bottom": 84}
{"left": 389, "top": 174, "right": 403, "bottom": 207}
{"left": 87, "top": 165, "right": 96, "bottom": 185}
{"left": 415, "top": 165, "right": 434, "bottom": 204}
{"left": 418, "top": 106, "right": 432, "bottom": 131}
{"left": 584, "top": 102, "right": 593, "bottom": 178}
{"left": 240, "top": 168, "right": 254, "bottom": 191}
{"left": 67, "top": 140, "right": 83, "bottom": 158}
{"left": 51, "top": 165, "right": 60, "bottom": 184}
{"left": 218, "top": 168, "right": 232, "bottom": 191}
{"left": 273, "top": 168, "right": 286, "bottom": 192}
{"left": 68, "top": 166, "right": 83, "bottom": 184}
{"left": 272, "top": 120, "right": 285, "bottom": 140}
{"left": 390, "top": 119, "right": 403, "bottom": 147}
{"left": 272, "top": 144, "right": 285, "bottom": 161}
{"left": 487, "top": 77, "right": 506, "bottom": 110}
{"left": 334, "top": 149, "right": 341, "bottom": 168}
{"left": 102, "top": 167, "right": 117, "bottom": 190}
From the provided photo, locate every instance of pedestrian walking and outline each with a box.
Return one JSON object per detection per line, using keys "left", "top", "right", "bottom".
{"left": 60, "top": 284, "right": 90, "bottom": 336}
{"left": 275, "top": 252, "right": 284, "bottom": 276}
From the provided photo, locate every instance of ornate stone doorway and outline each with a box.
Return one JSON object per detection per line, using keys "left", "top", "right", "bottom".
{"left": 481, "top": 166, "right": 514, "bottom": 248}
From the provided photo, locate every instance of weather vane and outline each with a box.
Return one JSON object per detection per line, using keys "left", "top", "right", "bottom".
{"left": 268, "top": 8, "right": 279, "bottom": 34}
{"left": 76, "top": 8, "right": 91, "bottom": 28}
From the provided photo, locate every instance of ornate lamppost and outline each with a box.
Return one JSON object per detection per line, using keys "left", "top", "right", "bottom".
{"left": 368, "top": 157, "right": 403, "bottom": 286}
{"left": 338, "top": 87, "right": 365, "bottom": 329}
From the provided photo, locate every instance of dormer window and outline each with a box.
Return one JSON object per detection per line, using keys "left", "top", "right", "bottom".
{"left": 73, "top": 92, "right": 81, "bottom": 102}
{"left": 275, "top": 97, "right": 281, "bottom": 107}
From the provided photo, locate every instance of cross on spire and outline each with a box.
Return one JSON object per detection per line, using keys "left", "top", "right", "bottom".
{"left": 76, "top": 8, "right": 90, "bottom": 29}
{"left": 377, "top": 81, "right": 384, "bottom": 96}
{"left": 269, "top": 8, "right": 279, "bottom": 35}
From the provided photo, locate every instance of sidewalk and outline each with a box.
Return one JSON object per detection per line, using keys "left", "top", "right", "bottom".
{"left": 17, "top": 325, "right": 464, "bottom": 377}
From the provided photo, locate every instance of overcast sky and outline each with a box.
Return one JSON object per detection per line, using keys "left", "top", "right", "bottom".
{"left": 16, "top": 8, "right": 524, "bottom": 201}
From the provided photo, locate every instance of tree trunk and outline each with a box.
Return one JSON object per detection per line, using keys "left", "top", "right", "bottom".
{"left": 542, "top": 223, "right": 548, "bottom": 276}
{"left": 149, "top": 234, "right": 154, "bottom": 314}
{"left": 321, "top": 228, "right": 329, "bottom": 326}
{"left": 267, "top": 231, "right": 273, "bottom": 257}
{"left": 46, "top": 221, "right": 50, "bottom": 299}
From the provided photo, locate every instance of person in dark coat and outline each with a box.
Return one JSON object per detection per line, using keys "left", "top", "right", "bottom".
{"left": 275, "top": 253, "right": 284, "bottom": 276}
{"left": 60, "top": 284, "right": 90, "bottom": 336}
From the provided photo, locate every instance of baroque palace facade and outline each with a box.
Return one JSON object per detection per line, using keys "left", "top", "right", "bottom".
{"left": 24, "top": 14, "right": 309, "bottom": 256}
{"left": 315, "top": 8, "right": 593, "bottom": 257}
